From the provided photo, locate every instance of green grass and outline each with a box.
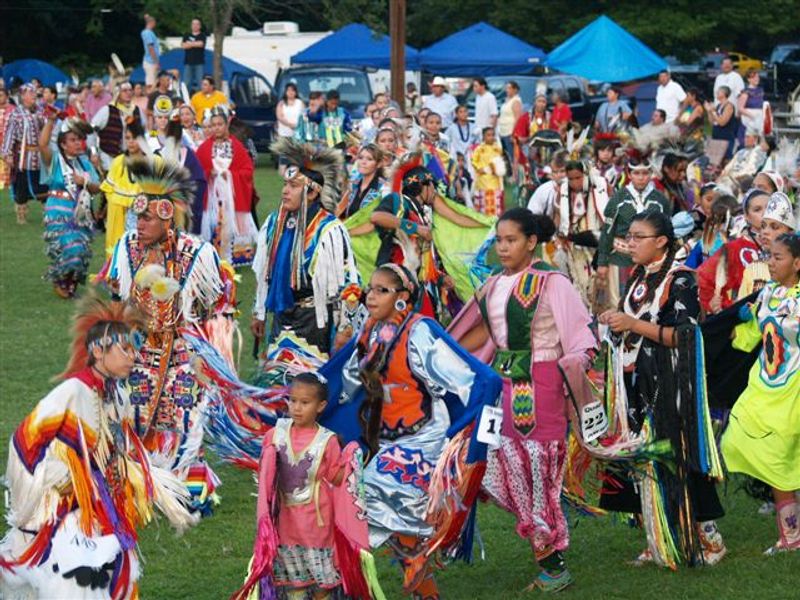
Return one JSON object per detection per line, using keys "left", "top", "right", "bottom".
{"left": 1, "top": 162, "right": 796, "bottom": 599}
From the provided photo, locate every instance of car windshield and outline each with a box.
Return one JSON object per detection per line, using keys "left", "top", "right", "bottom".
{"left": 770, "top": 46, "right": 800, "bottom": 63}
{"left": 278, "top": 71, "right": 371, "bottom": 108}
{"left": 461, "top": 77, "right": 543, "bottom": 112}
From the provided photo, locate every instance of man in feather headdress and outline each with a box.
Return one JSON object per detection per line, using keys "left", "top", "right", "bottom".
{"left": 251, "top": 137, "right": 361, "bottom": 357}
{"left": 100, "top": 158, "right": 234, "bottom": 514}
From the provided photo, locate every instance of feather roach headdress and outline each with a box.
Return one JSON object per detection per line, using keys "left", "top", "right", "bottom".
{"left": 127, "top": 157, "right": 195, "bottom": 222}
{"left": 60, "top": 118, "right": 94, "bottom": 139}
{"left": 270, "top": 136, "right": 343, "bottom": 213}
{"left": 387, "top": 152, "right": 434, "bottom": 197}
{"left": 58, "top": 291, "right": 146, "bottom": 380}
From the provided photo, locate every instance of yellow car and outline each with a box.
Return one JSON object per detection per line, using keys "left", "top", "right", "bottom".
{"left": 727, "top": 51, "right": 763, "bottom": 74}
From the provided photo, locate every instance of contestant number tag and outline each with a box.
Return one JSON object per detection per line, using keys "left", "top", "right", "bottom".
{"left": 580, "top": 401, "right": 608, "bottom": 443}
{"left": 477, "top": 405, "right": 503, "bottom": 448}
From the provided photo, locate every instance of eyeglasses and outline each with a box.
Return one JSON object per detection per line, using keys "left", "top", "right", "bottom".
{"left": 364, "top": 285, "right": 402, "bottom": 295}
{"left": 624, "top": 233, "right": 660, "bottom": 242}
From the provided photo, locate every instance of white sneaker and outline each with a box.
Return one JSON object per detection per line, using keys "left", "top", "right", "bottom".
{"left": 758, "top": 501, "right": 776, "bottom": 515}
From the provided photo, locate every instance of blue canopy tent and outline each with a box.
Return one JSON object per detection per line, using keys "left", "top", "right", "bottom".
{"left": 546, "top": 15, "right": 667, "bottom": 83}
{"left": 130, "top": 49, "right": 259, "bottom": 83}
{"left": 291, "top": 23, "right": 420, "bottom": 70}
{"left": 419, "top": 22, "right": 546, "bottom": 76}
{"left": 1, "top": 59, "right": 70, "bottom": 87}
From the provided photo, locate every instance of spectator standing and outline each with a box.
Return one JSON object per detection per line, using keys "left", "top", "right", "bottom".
{"left": 275, "top": 83, "right": 305, "bottom": 174}
{"left": 141, "top": 14, "right": 160, "bottom": 91}
{"left": 131, "top": 82, "right": 149, "bottom": 115}
{"left": 497, "top": 80, "right": 522, "bottom": 160}
{"left": 706, "top": 86, "right": 738, "bottom": 160}
{"left": 655, "top": 70, "right": 686, "bottom": 123}
{"left": 406, "top": 82, "right": 419, "bottom": 111}
{"left": 713, "top": 57, "right": 745, "bottom": 111}
{"left": 190, "top": 76, "right": 228, "bottom": 125}
{"left": 446, "top": 104, "right": 474, "bottom": 160}
{"left": 182, "top": 18, "right": 207, "bottom": 94}
{"left": 85, "top": 79, "right": 112, "bottom": 121}
{"left": 594, "top": 87, "right": 632, "bottom": 133}
{"left": 549, "top": 91, "right": 573, "bottom": 133}
{"left": 737, "top": 69, "right": 766, "bottom": 145}
{"left": 422, "top": 76, "right": 458, "bottom": 128}
{"left": 473, "top": 77, "right": 498, "bottom": 136}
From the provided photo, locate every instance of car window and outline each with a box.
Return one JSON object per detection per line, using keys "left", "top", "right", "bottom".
{"left": 278, "top": 71, "right": 371, "bottom": 108}
{"left": 566, "top": 78, "right": 583, "bottom": 103}
{"left": 787, "top": 49, "right": 800, "bottom": 62}
{"left": 546, "top": 79, "right": 565, "bottom": 102}
{"left": 231, "top": 74, "right": 273, "bottom": 106}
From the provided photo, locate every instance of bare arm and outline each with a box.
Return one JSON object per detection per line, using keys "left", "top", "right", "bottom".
{"left": 370, "top": 210, "right": 401, "bottom": 230}
{"left": 737, "top": 91, "right": 750, "bottom": 116}
{"left": 458, "top": 320, "right": 490, "bottom": 352}
{"left": 38, "top": 115, "right": 56, "bottom": 165}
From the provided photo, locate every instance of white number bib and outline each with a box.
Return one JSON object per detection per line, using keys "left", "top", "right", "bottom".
{"left": 477, "top": 405, "right": 503, "bottom": 449}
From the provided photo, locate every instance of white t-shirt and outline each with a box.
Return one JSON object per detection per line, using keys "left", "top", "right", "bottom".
{"left": 655, "top": 80, "right": 686, "bottom": 122}
{"left": 714, "top": 71, "right": 745, "bottom": 110}
{"left": 527, "top": 180, "right": 559, "bottom": 218}
{"left": 277, "top": 99, "right": 305, "bottom": 137}
{"left": 422, "top": 93, "right": 459, "bottom": 128}
{"left": 474, "top": 91, "right": 498, "bottom": 135}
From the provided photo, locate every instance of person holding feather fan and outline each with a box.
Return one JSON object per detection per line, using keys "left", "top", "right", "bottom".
{"left": 0, "top": 294, "right": 198, "bottom": 599}
{"left": 38, "top": 113, "right": 101, "bottom": 299}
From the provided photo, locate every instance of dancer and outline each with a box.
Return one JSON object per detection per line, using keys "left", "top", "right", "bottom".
{"left": 102, "top": 158, "right": 230, "bottom": 513}
{"left": 721, "top": 233, "right": 800, "bottom": 555}
{"left": 552, "top": 160, "right": 609, "bottom": 307}
{"left": 450, "top": 208, "right": 597, "bottom": 592}
{"left": 100, "top": 119, "right": 161, "bottom": 255}
{"left": 596, "top": 156, "right": 670, "bottom": 310}
{"left": 339, "top": 143, "right": 386, "bottom": 219}
{"left": 320, "top": 264, "right": 502, "bottom": 598}
{"left": 252, "top": 137, "right": 360, "bottom": 357}
{"left": 471, "top": 127, "right": 505, "bottom": 217}
{"left": 697, "top": 188, "right": 770, "bottom": 314}
{"left": 196, "top": 105, "right": 258, "bottom": 267}
{"left": 38, "top": 113, "right": 100, "bottom": 298}
{"left": 2, "top": 83, "right": 45, "bottom": 224}
{"left": 0, "top": 295, "right": 196, "bottom": 599}
{"left": 233, "top": 373, "right": 379, "bottom": 600}
{"left": 598, "top": 211, "right": 725, "bottom": 568}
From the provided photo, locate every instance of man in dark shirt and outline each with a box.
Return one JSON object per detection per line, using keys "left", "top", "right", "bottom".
{"left": 181, "top": 18, "right": 207, "bottom": 94}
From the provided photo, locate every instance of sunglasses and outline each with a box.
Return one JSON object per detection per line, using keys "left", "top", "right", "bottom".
{"left": 364, "top": 285, "right": 403, "bottom": 295}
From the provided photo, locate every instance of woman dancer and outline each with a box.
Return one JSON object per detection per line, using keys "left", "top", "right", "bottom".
{"left": 450, "top": 208, "right": 597, "bottom": 592}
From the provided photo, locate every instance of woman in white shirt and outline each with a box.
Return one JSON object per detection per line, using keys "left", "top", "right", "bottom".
{"left": 498, "top": 80, "right": 523, "bottom": 161}
{"left": 275, "top": 83, "right": 305, "bottom": 174}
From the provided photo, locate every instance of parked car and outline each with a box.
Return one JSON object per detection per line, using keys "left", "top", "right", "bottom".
{"left": 228, "top": 72, "right": 276, "bottom": 151}
{"left": 460, "top": 74, "right": 633, "bottom": 127}
{"left": 274, "top": 65, "right": 373, "bottom": 120}
{"left": 767, "top": 44, "right": 800, "bottom": 96}
{"left": 702, "top": 51, "right": 764, "bottom": 79}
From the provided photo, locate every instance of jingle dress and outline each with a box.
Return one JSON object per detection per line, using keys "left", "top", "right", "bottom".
{"left": 103, "top": 230, "right": 228, "bottom": 512}
{"left": 0, "top": 368, "right": 195, "bottom": 599}
{"left": 43, "top": 152, "right": 98, "bottom": 294}
{"left": 721, "top": 281, "right": 800, "bottom": 492}
{"left": 449, "top": 262, "right": 597, "bottom": 558}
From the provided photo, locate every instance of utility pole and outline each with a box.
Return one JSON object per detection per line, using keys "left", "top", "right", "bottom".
{"left": 389, "top": 0, "right": 406, "bottom": 113}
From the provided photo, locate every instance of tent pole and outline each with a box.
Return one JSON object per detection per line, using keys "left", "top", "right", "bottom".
{"left": 389, "top": 0, "right": 406, "bottom": 112}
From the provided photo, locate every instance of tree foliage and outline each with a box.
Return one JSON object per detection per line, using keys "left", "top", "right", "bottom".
{"left": 1, "top": 0, "right": 797, "bottom": 81}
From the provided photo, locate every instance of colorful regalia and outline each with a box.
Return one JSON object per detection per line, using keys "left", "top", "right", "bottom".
{"left": 100, "top": 160, "right": 231, "bottom": 513}
{"left": 43, "top": 132, "right": 99, "bottom": 298}
{"left": 196, "top": 122, "right": 257, "bottom": 267}
{"left": 319, "top": 310, "right": 502, "bottom": 596}
{"left": 253, "top": 138, "right": 360, "bottom": 358}
{"left": 721, "top": 281, "right": 800, "bottom": 550}
{"left": 0, "top": 300, "right": 196, "bottom": 599}
{"left": 553, "top": 171, "right": 609, "bottom": 306}
{"left": 0, "top": 100, "right": 14, "bottom": 188}
{"left": 471, "top": 141, "right": 505, "bottom": 217}
{"left": 233, "top": 420, "right": 381, "bottom": 600}
{"left": 449, "top": 262, "right": 597, "bottom": 583}
{"left": 597, "top": 262, "right": 725, "bottom": 569}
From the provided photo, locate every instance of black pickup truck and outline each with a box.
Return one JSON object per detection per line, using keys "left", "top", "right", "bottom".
{"left": 462, "top": 74, "right": 622, "bottom": 127}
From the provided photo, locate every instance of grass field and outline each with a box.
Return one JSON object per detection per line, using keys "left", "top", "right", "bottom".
{"left": 0, "top": 162, "right": 795, "bottom": 599}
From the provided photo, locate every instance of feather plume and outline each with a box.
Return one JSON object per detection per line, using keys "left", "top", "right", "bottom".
{"left": 269, "top": 137, "right": 343, "bottom": 213}
{"left": 773, "top": 137, "right": 800, "bottom": 179}
{"left": 127, "top": 156, "right": 195, "bottom": 218}
{"left": 58, "top": 290, "right": 147, "bottom": 380}
{"left": 62, "top": 117, "right": 94, "bottom": 138}
{"left": 386, "top": 152, "right": 424, "bottom": 195}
